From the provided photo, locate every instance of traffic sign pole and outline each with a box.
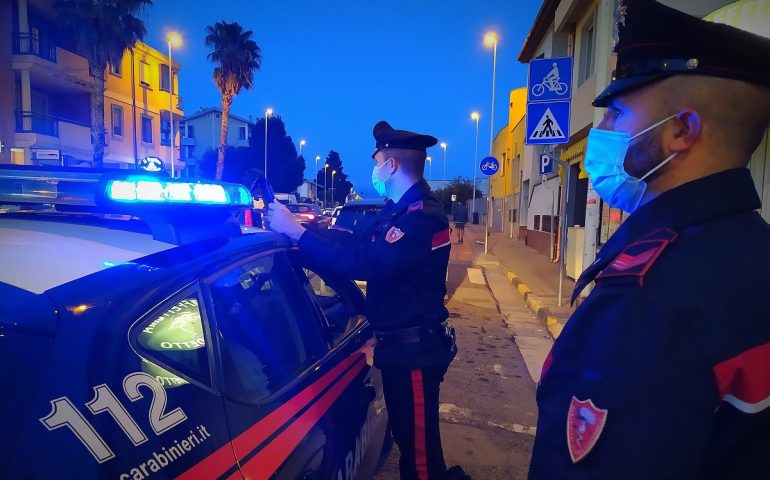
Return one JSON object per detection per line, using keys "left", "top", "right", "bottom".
{"left": 549, "top": 152, "right": 570, "bottom": 307}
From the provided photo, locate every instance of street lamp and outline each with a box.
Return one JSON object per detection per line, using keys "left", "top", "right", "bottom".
{"left": 331, "top": 170, "right": 337, "bottom": 206}
{"left": 264, "top": 108, "right": 273, "bottom": 181}
{"left": 471, "top": 111, "right": 480, "bottom": 216}
{"left": 299, "top": 139, "right": 306, "bottom": 156}
{"left": 440, "top": 142, "right": 447, "bottom": 187}
{"left": 166, "top": 32, "right": 181, "bottom": 178}
{"left": 324, "top": 163, "right": 329, "bottom": 207}
{"left": 315, "top": 155, "right": 321, "bottom": 202}
{"left": 426, "top": 156, "right": 432, "bottom": 184}
{"left": 484, "top": 31, "right": 499, "bottom": 155}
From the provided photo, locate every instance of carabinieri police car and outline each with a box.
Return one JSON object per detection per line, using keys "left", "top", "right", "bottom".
{"left": 0, "top": 166, "right": 390, "bottom": 480}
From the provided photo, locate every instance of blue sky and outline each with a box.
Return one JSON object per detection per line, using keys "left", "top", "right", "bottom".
{"left": 142, "top": 0, "right": 542, "bottom": 196}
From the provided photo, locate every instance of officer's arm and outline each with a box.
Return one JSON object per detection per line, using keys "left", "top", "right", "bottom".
{"left": 297, "top": 214, "right": 446, "bottom": 282}
{"left": 531, "top": 288, "right": 718, "bottom": 478}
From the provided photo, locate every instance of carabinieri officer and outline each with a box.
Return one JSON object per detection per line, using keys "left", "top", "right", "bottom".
{"left": 266, "top": 121, "right": 469, "bottom": 480}
{"left": 529, "top": 0, "right": 770, "bottom": 478}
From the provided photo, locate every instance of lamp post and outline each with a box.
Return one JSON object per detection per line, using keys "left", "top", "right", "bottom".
{"left": 299, "top": 139, "right": 306, "bottom": 156}
{"left": 440, "top": 142, "right": 447, "bottom": 187}
{"left": 331, "top": 170, "right": 337, "bottom": 206}
{"left": 166, "top": 32, "right": 181, "bottom": 178}
{"left": 315, "top": 155, "right": 321, "bottom": 203}
{"left": 426, "top": 156, "right": 432, "bottom": 184}
{"left": 264, "top": 108, "right": 273, "bottom": 180}
{"left": 324, "top": 164, "right": 329, "bottom": 207}
{"left": 471, "top": 111, "right": 480, "bottom": 216}
{"left": 484, "top": 31, "right": 499, "bottom": 155}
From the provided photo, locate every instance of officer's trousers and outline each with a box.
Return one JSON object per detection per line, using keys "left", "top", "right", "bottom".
{"left": 381, "top": 365, "right": 449, "bottom": 480}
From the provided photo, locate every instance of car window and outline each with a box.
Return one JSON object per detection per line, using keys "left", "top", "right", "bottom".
{"left": 133, "top": 292, "right": 211, "bottom": 390}
{"left": 209, "top": 251, "right": 326, "bottom": 403}
{"left": 336, "top": 206, "right": 383, "bottom": 232}
{"left": 303, "top": 268, "right": 366, "bottom": 344}
{"left": 286, "top": 204, "right": 310, "bottom": 213}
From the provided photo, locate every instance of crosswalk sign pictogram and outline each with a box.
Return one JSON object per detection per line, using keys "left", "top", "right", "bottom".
{"left": 526, "top": 101, "right": 571, "bottom": 145}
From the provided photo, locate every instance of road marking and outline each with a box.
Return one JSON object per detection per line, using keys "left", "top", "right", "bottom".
{"left": 467, "top": 268, "right": 486, "bottom": 285}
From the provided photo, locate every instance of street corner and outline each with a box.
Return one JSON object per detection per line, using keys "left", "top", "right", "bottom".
{"left": 517, "top": 283, "right": 533, "bottom": 297}
{"left": 545, "top": 316, "right": 564, "bottom": 339}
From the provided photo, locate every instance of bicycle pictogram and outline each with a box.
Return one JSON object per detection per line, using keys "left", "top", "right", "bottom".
{"left": 531, "top": 62, "right": 569, "bottom": 97}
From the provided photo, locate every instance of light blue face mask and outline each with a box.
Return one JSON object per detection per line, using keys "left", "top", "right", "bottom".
{"left": 584, "top": 114, "right": 679, "bottom": 213}
{"left": 371, "top": 158, "right": 393, "bottom": 197}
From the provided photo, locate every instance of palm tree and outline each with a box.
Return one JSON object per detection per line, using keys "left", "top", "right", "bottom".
{"left": 55, "top": 0, "right": 150, "bottom": 168}
{"left": 205, "top": 21, "right": 262, "bottom": 180}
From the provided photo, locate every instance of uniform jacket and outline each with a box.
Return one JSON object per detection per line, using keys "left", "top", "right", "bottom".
{"left": 530, "top": 168, "right": 770, "bottom": 479}
{"left": 298, "top": 180, "right": 454, "bottom": 368}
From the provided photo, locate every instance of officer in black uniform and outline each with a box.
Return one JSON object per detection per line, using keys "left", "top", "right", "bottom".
{"left": 529, "top": 1, "right": 770, "bottom": 478}
{"left": 266, "top": 121, "right": 468, "bottom": 480}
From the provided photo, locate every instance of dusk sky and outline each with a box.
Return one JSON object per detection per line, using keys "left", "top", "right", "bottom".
{"left": 142, "top": 1, "right": 542, "bottom": 196}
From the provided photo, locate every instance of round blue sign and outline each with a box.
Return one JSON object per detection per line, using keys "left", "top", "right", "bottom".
{"left": 480, "top": 156, "right": 499, "bottom": 176}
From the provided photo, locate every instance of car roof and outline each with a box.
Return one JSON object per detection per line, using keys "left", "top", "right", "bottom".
{"left": 342, "top": 198, "right": 388, "bottom": 207}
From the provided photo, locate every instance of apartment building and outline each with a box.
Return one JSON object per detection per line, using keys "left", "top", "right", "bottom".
{"left": 179, "top": 108, "right": 254, "bottom": 177}
{"left": 4, "top": 0, "right": 183, "bottom": 171}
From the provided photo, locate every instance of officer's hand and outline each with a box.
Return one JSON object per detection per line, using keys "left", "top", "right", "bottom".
{"left": 265, "top": 202, "right": 306, "bottom": 241}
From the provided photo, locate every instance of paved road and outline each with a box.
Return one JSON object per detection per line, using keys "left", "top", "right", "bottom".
{"left": 375, "top": 239, "right": 552, "bottom": 479}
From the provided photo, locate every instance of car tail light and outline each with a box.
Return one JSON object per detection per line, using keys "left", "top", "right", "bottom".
{"left": 300, "top": 213, "right": 316, "bottom": 220}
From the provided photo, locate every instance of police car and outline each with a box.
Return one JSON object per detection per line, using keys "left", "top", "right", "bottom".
{"left": 0, "top": 166, "right": 390, "bottom": 479}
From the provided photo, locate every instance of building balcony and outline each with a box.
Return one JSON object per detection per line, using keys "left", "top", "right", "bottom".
{"left": 11, "top": 33, "right": 92, "bottom": 92}
{"left": 12, "top": 32, "right": 56, "bottom": 62}
{"left": 14, "top": 111, "right": 94, "bottom": 164}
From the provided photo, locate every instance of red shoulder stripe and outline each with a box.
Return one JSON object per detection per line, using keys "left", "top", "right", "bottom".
{"left": 714, "top": 342, "right": 770, "bottom": 414}
{"left": 431, "top": 228, "right": 450, "bottom": 251}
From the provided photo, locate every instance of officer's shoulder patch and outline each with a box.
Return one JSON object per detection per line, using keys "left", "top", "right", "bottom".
{"left": 385, "top": 226, "right": 405, "bottom": 243}
{"left": 567, "top": 397, "right": 608, "bottom": 463}
{"left": 597, "top": 228, "right": 678, "bottom": 285}
{"left": 408, "top": 201, "right": 424, "bottom": 213}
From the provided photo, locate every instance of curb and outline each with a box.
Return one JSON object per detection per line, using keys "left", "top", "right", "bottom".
{"left": 468, "top": 227, "right": 566, "bottom": 340}
{"left": 495, "top": 261, "right": 565, "bottom": 340}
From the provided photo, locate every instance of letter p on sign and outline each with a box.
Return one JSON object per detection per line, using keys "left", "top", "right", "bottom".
{"left": 539, "top": 154, "right": 552, "bottom": 175}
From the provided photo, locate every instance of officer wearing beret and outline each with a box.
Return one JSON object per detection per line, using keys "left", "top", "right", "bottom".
{"left": 266, "top": 121, "right": 468, "bottom": 480}
{"left": 529, "top": 0, "right": 770, "bottom": 478}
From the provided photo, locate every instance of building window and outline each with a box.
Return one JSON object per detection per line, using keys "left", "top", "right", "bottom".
{"left": 141, "top": 115, "right": 152, "bottom": 143}
{"left": 111, "top": 105, "right": 123, "bottom": 137}
{"left": 109, "top": 61, "right": 123, "bottom": 77}
{"left": 159, "top": 64, "right": 172, "bottom": 93}
{"left": 181, "top": 145, "right": 194, "bottom": 160}
{"left": 160, "top": 111, "right": 171, "bottom": 146}
{"left": 179, "top": 121, "right": 186, "bottom": 139}
{"left": 238, "top": 125, "right": 246, "bottom": 140}
{"left": 187, "top": 124, "right": 195, "bottom": 139}
{"left": 578, "top": 14, "right": 596, "bottom": 85}
{"left": 139, "top": 62, "right": 150, "bottom": 87}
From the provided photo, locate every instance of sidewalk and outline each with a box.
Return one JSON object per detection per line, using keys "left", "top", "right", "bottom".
{"left": 460, "top": 224, "right": 575, "bottom": 339}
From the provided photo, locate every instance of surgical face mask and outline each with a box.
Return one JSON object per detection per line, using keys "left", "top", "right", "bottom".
{"left": 584, "top": 114, "right": 679, "bottom": 213}
{"left": 371, "top": 158, "right": 393, "bottom": 197}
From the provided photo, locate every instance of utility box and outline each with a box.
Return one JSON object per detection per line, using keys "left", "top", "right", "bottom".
{"left": 566, "top": 226, "right": 585, "bottom": 280}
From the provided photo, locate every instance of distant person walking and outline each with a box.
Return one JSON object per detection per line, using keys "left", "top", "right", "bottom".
{"left": 453, "top": 202, "right": 468, "bottom": 244}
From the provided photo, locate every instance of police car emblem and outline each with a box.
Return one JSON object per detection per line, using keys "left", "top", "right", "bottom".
{"left": 385, "top": 226, "right": 404, "bottom": 243}
{"left": 567, "top": 396, "right": 608, "bottom": 463}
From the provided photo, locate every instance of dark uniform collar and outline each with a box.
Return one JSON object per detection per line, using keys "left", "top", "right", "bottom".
{"left": 392, "top": 179, "right": 432, "bottom": 212}
{"left": 572, "top": 168, "right": 760, "bottom": 303}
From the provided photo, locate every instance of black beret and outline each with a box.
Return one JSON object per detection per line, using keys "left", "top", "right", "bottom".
{"left": 593, "top": 0, "right": 770, "bottom": 107}
{"left": 371, "top": 121, "right": 438, "bottom": 159}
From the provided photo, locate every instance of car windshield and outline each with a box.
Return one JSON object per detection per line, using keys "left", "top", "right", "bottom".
{"left": 335, "top": 205, "right": 383, "bottom": 232}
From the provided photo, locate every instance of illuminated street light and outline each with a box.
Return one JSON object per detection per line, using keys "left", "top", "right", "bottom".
{"left": 324, "top": 163, "right": 329, "bottom": 207}
{"left": 331, "top": 170, "right": 337, "bottom": 205}
{"left": 470, "top": 111, "right": 481, "bottom": 216}
{"left": 299, "top": 139, "right": 306, "bottom": 156}
{"left": 426, "top": 156, "right": 432, "bottom": 183}
{"left": 440, "top": 142, "right": 447, "bottom": 188}
{"left": 484, "top": 31, "right": 499, "bottom": 155}
{"left": 315, "top": 155, "right": 321, "bottom": 202}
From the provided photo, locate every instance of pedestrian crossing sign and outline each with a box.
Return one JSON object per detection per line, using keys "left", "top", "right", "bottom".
{"left": 525, "top": 101, "right": 571, "bottom": 145}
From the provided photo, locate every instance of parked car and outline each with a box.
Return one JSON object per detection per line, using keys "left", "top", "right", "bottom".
{"left": 286, "top": 203, "right": 331, "bottom": 229}
{"left": 333, "top": 198, "right": 388, "bottom": 234}
{"left": 0, "top": 166, "right": 389, "bottom": 480}
{"left": 329, "top": 206, "right": 343, "bottom": 226}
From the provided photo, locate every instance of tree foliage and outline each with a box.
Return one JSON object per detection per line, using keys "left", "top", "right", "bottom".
{"left": 250, "top": 116, "right": 304, "bottom": 193}
{"left": 205, "top": 21, "right": 262, "bottom": 179}
{"left": 433, "top": 177, "right": 483, "bottom": 213}
{"left": 55, "top": 0, "right": 150, "bottom": 168}
{"left": 315, "top": 151, "right": 352, "bottom": 206}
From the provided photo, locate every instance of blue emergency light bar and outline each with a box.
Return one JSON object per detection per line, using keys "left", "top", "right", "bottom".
{"left": 0, "top": 166, "right": 252, "bottom": 209}
{"left": 106, "top": 177, "right": 252, "bottom": 206}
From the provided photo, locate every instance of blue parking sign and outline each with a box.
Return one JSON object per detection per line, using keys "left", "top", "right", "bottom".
{"left": 526, "top": 101, "right": 571, "bottom": 145}
{"left": 527, "top": 56, "right": 573, "bottom": 103}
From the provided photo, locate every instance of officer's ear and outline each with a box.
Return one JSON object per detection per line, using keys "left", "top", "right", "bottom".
{"left": 667, "top": 111, "right": 702, "bottom": 155}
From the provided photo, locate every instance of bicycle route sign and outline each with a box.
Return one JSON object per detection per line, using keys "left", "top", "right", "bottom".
{"left": 526, "top": 56, "right": 573, "bottom": 145}
{"left": 479, "top": 156, "right": 499, "bottom": 176}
